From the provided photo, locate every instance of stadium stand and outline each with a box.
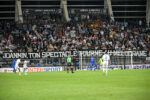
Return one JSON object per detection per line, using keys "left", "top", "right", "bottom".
{"left": 0, "top": 11, "right": 149, "bottom": 52}
{"left": 0, "top": 0, "right": 150, "bottom": 68}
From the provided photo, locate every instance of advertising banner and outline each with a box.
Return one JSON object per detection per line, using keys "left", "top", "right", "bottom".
{"left": 86, "top": 64, "right": 150, "bottom": 70}
{"left": 0, "top": 67, "right": 63, "bottom": 73}
{"left": 0, "top": 64, "right": 150, "bottom": 73}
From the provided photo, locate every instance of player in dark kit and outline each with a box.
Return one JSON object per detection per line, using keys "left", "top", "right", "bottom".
{"left": 67, "top": 56, "right": 74, "bottom": 73}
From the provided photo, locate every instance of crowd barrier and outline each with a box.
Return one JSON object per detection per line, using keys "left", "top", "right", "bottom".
{"left": 0, "top": 64, "right": 150, "bottom": 73}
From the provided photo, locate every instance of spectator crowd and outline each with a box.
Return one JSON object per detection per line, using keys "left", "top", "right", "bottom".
{"left": 0, "top": 10, "right": 150, "bottom": 53}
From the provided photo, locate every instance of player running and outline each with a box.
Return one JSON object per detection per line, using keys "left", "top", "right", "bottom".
{"left": 23, "top": 60, "right": 29, "bottom": 75}
{"left": 15, "top": 59, "right": 21, "bottom": 75}
{"left": 102, "top": 52, "right": 110, "bottom": 75}
{"left": 90, "top": 56, "right": 96, "bottom": 71}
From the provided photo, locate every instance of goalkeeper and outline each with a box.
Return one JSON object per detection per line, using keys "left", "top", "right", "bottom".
{"left": 67, "top": 56, "right": 74, "bottom": 73}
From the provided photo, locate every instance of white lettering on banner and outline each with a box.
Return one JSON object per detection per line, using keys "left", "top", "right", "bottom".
{"left": 73, "top": 51, "right": 78, "bottom": 56}
{"left": 28, "top": 53, "right": 40, "bottom": 58}
{"left": 124, "top": 51, "right": 131, "bottom": 56}
{"left": 2, "top": 50, "right": 148, "bottom": 59}
{"left": 42, "top": 51, "right": 73, "bottom": 58}
{"left": 88, "top": 51, "right": 93, "bottom": 56}
{"left": 98, "top": 50, "right": 103, "bottom": 56}
{"left": 132, "top": 51, "right": 147, "bottom": 56}
{"left": 112, "top": 51, "right": 120, "bottom": 56}
{"left": 81, "top": 50, "right": 103, "bottom": 57}
{"left": 42, "top": 52, "right": 46, "bottom": 58}
{"left": 3, "top": 53, "right": 28, "bottom": 58}
{"left": 133, "top": 51, "right": 139, "bottom": 56}
{"left": 61, "top": 52, "right": 67, "bottom": 57}
{"left": 84, "top": 51, "right": 89, "bottom": 56}
{"left": 42, "top": 52, "right": 50, "bottom": 58}
{"left": 146, "top": 57, "right": 150, "bottom": 60}
{"left": 58, "top": 52, "right": 63, "bottom": 57}
{"left": 54, "top": 52, "right": 58, "bottom": 57}
{"left": 64, "top": 51, "right": 72, "bottom": 57}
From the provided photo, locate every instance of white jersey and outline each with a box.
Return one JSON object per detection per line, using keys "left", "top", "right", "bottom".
{"left": 15, "top": 59, "right": 21, "bottom": 68}
{"left": 102, "top": 54, "right": 110, "bottom": 75}
{"left": 102, "top": 54, "right": 110, "bottom": 62}
{"left": 23, "top": 61, "right": 29, "bottom": 68}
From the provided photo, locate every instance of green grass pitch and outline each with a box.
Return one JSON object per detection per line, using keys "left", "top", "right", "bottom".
{"left": 0, "top": 69, "right": 150, "bottom": 100}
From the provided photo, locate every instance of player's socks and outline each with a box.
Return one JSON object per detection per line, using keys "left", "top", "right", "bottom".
{"left": 67, "top": 68, "right": 69, "bottom": 73}
{"left": 92, "top": 68, "right": 94, "bottom": 71}
{"left": 103, "top": 67, "right": 104, "bottom": 72}
{"left": 71, "top": 68, "right": 74, "bottom": 73}
{"left": 23, "top": 69, "right": 25, "bottom": 72}
{"left": 90, "top": 68, "right": 92, "bottom": 71}
{"left": 25, "top": 72, "right": 27, "bottom": 75}
{"left": 13, "top": 69, "right": 16, "bottom": 74}
{"left": 106, "top": 68, "right": 108, "bottom": 76}
{"left": 19, "top": 72, "right": 21, "bottom": 76}
{"left": 94, "top": 68, "right": 96, "bottom": 71}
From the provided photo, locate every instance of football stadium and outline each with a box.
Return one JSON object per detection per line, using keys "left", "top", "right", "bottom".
{"left": 0, "top": 0, "right": 150, "bottom": 100}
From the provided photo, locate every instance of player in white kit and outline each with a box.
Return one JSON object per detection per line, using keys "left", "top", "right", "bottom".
{"left": 15, "top": 59, "right": 21, "bottom": 75}
{"left": 102, "top": 52, "right": 110, "bottom": 75}
{"left": 23, "top": 60, "right": 29, "bottom": 75}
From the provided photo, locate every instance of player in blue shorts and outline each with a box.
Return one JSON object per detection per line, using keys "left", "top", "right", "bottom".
{"left": 12, "top": 60, "right": 16, "bottom": 73}
{"left": 90, "top": 56, "right": 96, "bottom": 71}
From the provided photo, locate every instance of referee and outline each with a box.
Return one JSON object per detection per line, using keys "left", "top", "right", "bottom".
{"left": 67, "top": 56, "right": 74, "bottom": 73}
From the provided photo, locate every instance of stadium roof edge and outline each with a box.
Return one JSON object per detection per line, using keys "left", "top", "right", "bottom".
{"left": 0, "top": 0, "right": 146, "bottom": 1}
{"left": 0, "top": 0, "right": 104, "bottom": 1}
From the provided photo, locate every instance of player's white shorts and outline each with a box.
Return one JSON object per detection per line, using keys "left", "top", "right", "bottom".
{"left": 15, "top": 65, "right": 20, "bottom": 69}
{"left": 23, "top": 65, "right": 28, "bottom": 72}
{"left": 23, "top": 65, "right": 27, "bottom": 68}
{"left": 103, "top": 61, "right": 109, "bottom": 67}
